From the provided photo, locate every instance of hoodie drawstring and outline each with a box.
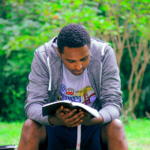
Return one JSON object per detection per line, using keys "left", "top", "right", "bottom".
{"left": 76, "top": 124, "right": 81, "bottom": 150}
{"left": 47, "top": 56, "right": 52, "bottom": 91}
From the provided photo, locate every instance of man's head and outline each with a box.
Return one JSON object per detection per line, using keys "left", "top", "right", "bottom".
{"left": 56, "top": 24, "right": 91, "bottom": 76}
{"left": 57, "top": 23, "right": 91, "bottom": 53}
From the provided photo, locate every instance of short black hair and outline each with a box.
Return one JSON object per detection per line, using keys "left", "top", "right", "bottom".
{"left": 57, "top": 24, "right": 91, "bottom": 53}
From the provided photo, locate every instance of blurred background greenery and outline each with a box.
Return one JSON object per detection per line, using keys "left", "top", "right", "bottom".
{"left": 0, "top": 0, "right": 150, "bottom": 123}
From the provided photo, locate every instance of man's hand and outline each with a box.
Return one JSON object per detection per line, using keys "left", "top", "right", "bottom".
{"left": 79, "top": 109, "right": 92, "bottom": 125}
{"left": 49, "top": 106, "right": 84, "bottom": 127}
{"left": 80, "top": 109, "right": 104, "bottom": 126}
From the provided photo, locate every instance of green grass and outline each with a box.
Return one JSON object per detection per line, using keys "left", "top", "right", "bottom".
{"left": 124, "top": 118, "right": 150, "bottom": 150}
{"left": 0, "top": 122, "right": 23, "bottom": 146}
{"left": 0, "top": 119, "right": 150, "bottom": 149}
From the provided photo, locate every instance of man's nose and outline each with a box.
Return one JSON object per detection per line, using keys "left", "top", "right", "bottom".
{"left": 75, "top": 61, "right": 82, "bottom": 70}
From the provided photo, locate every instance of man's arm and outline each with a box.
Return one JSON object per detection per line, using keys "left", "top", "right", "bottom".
{"left": 98, "top": 46, "right": 122, "bottom": 124}
{"left": 25, "top": 48, "right": 50, "bottom": 126}
{"left": 81, "top": 45, "right": 122, "bottom": 126}
{"left": 25, "top": 48, "right": 85, "bottom": 127}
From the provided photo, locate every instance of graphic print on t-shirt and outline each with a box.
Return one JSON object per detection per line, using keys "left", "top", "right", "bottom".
{"left": 75, "top": 86, "right": 96, "bottom": 105}
{"left": 58, "top": 84, "right": 96, "bottom": 105}
{"left": 58, "top": 64, "right": 97, "bottom": 105}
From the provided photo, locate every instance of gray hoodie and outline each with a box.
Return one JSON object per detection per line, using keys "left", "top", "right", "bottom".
{"left": 25, "top": 37, "right": 122, "bottom": 126}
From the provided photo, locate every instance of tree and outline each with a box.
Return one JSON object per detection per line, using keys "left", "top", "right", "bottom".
{"left": 92, "top": 0, "right": 150, "bottom": 119}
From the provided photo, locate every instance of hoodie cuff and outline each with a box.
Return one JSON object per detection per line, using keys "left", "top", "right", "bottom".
{"left": 99, "top": 105, "right": 120, "bottom": 125}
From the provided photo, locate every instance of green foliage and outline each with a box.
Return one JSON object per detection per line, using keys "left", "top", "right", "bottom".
{"left": 98, "top": 0, "right": 150, "bottom": 117}
{"left": 0, "top": 0, "right": 103, "bottom": 121}
{"left": 0, "top": 0, "right": 150, "bottom": 121}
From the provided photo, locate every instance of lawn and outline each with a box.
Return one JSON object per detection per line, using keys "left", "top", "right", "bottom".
{"left": 0, "top": 119, "right": 150, "bottom": 150}
{"left": 124, "top": 118, "right": 150, "bottom": 150}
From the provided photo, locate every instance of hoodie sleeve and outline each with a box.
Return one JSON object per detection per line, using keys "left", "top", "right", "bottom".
{"left": 98, "top": 46, "right": 123, "bottom": 124}
{"left": 24, "top": 48, "right": 52, "bottom": 126}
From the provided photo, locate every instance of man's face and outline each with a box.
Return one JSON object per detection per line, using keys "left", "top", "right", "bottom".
{"left": 56, "top": 45, "right": 90, "bottom": 76}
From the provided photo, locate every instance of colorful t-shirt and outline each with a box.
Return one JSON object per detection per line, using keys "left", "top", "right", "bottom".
{"left": 57, "top": 64, "right": 96, "bottom": 105}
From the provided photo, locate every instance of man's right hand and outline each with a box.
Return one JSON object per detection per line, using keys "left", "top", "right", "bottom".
{"left": 49, "top": 106, "right": 84, "bottom": 127}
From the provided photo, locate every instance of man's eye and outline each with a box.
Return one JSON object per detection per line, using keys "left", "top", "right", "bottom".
{"left": 81, "top": 56, "right": 88, "bottom": 61}
{"left": 68, "top": 60, "right": 75, "bottom": 63}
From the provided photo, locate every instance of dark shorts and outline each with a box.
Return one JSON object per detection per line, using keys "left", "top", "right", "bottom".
{"left": 45, "top": 125, "right": 102, "bottom": 150}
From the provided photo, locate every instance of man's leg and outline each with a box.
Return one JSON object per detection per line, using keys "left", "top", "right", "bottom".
{"left": 101, "top": 119, "right": 128, "bottom": 150}
{"left": 18, "top": 119, "right": 47, "bottom": 150}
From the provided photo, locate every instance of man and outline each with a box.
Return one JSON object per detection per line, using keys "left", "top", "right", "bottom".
{"left": 18, "top": 24, "right": 128, "bottom": 150}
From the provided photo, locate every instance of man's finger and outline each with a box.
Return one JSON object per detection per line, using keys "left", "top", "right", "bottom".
{"left": 69, "top": 114, "right": 84, "bottom": 125}
{"left": 64, "top": 109, "right": 77, "bottom": 118}
{"left": 79, "top": 109, "right": 89, "bottom": 115}
{"left": 56, "top": 105, "right": 64, "bottom": 114}
{"left": 65, "top": 108, "right": 71, "bottom": 113}
{"left": 65, "top": 111, "right": 84, "bottom": 124}
{"left": 72, "top": 120, "right": 83, "bottom": 127}
{"left": 63, "top": 109, "right": 78, "bottom": 120}
{"left": 80, "top": 109, "right": 89, "bottom": 116}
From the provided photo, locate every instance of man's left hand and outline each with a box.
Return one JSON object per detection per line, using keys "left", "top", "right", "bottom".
{"left": 79, "top": 109, "right": 93, "bottom": 125}
{"left": 79, "top": 109, "right": 103, "bottom": 126}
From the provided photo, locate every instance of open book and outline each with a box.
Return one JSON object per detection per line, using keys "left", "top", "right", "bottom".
{"left": 42, "top": 100, "right": 100, "bottom": 118}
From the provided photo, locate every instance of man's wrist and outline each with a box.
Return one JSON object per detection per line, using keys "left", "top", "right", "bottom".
{"left": 48, "top": 115, "right": 56, "bottom": 126}
{"left": 91, "top": 114, "right": 103, "bottom": 125}
{"left": 98, "top": 113, "right": 103, "bottom": 124}
{"left": 81, "top": 115, "right": 103, "bottom": 126}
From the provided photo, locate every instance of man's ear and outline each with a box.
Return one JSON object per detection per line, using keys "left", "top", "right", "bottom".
{"left": 56, "top": 47, "right": 61, "bottom": 58}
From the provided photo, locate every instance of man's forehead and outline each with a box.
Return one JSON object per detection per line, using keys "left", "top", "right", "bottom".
{"left": 62, "top": 45, "right": 90, "bottom": 58}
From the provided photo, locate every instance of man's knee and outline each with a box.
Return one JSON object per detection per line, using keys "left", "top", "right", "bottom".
{"left": 102, "top": 119, "right": 125, "bottom": 140}
{"left": 18, "top": 120, "right": 47, "bottom": 149}
{"left": 23, "top": 119, "right": 42, "bottom": 132}
{"left": 108, "top": 119, "right": 124, "bottom": 132}
{"left": 21, "top": 119, "right": 43, "bottom": 141}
